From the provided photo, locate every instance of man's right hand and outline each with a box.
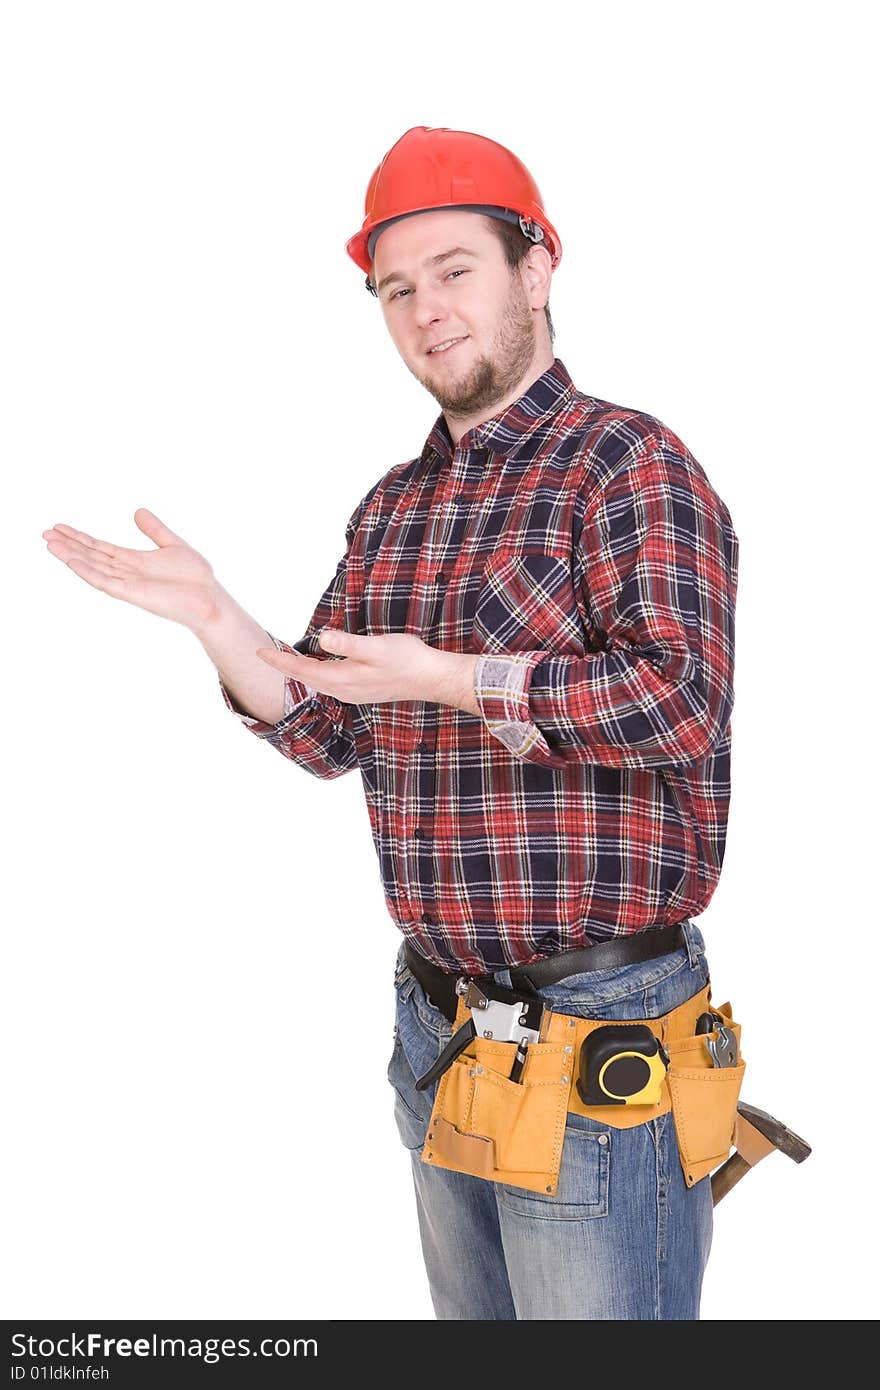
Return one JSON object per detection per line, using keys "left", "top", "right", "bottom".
{"left": 42, "top": 507, "right": 222, "bottom": 632}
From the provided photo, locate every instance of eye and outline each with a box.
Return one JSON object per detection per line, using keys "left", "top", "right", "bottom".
{"left": 388, "top": 268, "right": 470, "bottom": 303}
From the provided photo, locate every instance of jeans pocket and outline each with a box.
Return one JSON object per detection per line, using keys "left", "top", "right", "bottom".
{"left": 386, "top": 1030, "right": 431, "bottom": 1152}
{"left": 499, "top": 1123, "right": 611, "bottom": 1220}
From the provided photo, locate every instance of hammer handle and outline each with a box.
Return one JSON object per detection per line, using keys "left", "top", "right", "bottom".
{"left": 711, "top": 1152, "right": 751, "bottom": 1206}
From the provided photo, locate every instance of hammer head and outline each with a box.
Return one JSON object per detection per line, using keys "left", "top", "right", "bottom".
{"left": 737, "top": 1101, "right": 812, "bottom": 1163}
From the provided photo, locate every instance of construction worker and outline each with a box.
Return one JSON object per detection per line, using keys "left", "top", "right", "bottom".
{"left": 42, "top": 126, "right": 739, "bottom": 1320}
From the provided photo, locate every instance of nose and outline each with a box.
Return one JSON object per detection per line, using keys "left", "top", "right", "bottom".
{"left": 413, "top": 286, "right": 449, "bottom": 332}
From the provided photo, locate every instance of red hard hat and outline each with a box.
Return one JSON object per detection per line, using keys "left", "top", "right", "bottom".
{"left": 345, "top": 126, "right": 562, "bottom": 279}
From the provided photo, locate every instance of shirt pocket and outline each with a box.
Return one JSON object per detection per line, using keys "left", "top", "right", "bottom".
{"left": 471, "top": 548, "right": 587, "bottom": 656}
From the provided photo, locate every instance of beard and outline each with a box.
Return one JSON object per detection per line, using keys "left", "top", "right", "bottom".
{"left": 409, "top": 277, "right": 539, "bottom": 420}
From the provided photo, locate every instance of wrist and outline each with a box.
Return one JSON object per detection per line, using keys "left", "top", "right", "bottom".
{"left": 190, "top": 581, "right": 236, "bottom": 638}
{"left": 435, "top": 650, "right": 479, "bottom": 715}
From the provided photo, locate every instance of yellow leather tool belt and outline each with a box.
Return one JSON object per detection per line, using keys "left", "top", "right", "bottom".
{"left": 422, "top": 982, "right": 746, "bottom": 1196}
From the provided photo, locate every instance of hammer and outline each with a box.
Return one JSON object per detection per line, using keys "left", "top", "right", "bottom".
{"left": 711, "top": 1101, "right": 811, "bottom": 1205}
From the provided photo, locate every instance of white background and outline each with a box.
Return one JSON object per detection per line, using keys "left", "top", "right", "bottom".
{"left": 3, "top": 0, "right": 876, "bottom": 1321}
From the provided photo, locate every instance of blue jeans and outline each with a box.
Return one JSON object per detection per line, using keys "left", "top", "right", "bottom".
{"left": 387, "top": 921, "right": 714, "bottom": 1320}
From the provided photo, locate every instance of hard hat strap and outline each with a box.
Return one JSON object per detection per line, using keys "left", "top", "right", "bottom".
{"left": 518, "top": 214, "right": 545, "bottom": 246}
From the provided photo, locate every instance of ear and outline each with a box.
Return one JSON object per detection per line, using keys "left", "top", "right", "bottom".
{"left": 521, "top": 244, "right": 553, "bottom": 310}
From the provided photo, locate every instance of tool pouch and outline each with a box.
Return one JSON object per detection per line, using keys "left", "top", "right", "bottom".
{"left": 423, "top": 998, "right": 573, "bottom": 1196}
{"left": 422, "top": 990, "right": 746, "bottom": 1194}
{"left": 664, "top": 1001, "right": 746, "bottom": 1187}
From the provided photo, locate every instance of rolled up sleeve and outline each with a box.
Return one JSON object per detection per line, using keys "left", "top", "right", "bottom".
{"left": 217, "top": 487, "right": 379, "bottom": 778}
{"left": 473, "top": 436, "right": 738, "bottom": 771}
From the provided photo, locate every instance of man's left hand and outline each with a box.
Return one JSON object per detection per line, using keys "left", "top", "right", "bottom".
{"left": 255, "top": 628, "right": 480, "bottom": 716}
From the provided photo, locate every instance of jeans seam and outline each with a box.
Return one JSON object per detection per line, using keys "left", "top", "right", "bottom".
{"left": 654, "top": 1120, "right": 662, "bottom": 1320}
{"left": 655, "top": 1116, "right": 670, "bottom": 1301}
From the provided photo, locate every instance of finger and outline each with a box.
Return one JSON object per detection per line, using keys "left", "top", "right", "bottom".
{"left": 63, "top": 555, "right": 131, "bottom": 599}
{"left": 46, "top": 529, "right": 147, "bottom": 576}
{"left": 317, "top": 628, "right": 375, "bottom": 656}
{"left": 133, "top": 507, "right": 186, "bottom": 548}
{"left": 255, "top": 647, "right": 347, "bottom": 676}
{"left": 46, "top": 523, "right": 121, "bottom": 561}
{"left": 45, "top": 534, "right": 128, "bottom": 577}
{"left": 255, "top": 648, "right": 355, "bottom": 700}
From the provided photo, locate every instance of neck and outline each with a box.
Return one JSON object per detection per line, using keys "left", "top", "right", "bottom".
{"left": 444, "top": 345, "right": 556, "bottom": 447}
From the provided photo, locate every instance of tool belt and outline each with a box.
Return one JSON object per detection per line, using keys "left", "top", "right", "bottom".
{"left": 404, "top": 937, "right": 746, "bottom": 1198}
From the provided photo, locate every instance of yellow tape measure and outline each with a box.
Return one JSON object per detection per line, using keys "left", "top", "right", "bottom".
{"left": 576, "top": 1024, "right": 670, "bottom": 1107}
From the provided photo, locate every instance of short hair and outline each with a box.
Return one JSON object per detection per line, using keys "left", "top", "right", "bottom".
{"left": 480, "top": 214, "right": 555, "bottom": 346}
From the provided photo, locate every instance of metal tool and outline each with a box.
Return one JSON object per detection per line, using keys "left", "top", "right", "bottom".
{"left": 696, "top": 1010, "right": 739, "bottom": 1068}
{"left": 414, "top": 977, "right": 545, "bottom": 1092}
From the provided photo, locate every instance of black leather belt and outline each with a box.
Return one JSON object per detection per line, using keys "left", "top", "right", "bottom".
{"left": 403, "top": 923, "right": 688, "bottom": 1025}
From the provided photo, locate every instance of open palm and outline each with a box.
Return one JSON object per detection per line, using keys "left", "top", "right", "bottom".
{"left": 42, "top": 507, "right": 220, "bottom": 630}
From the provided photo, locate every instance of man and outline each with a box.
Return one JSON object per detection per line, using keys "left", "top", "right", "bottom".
{"left": 42, "top": 126, "right": 739, "bottom": 1319}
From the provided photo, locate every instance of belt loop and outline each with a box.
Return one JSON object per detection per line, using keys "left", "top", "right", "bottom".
{"left": 682, "top": 919, "right": 703, "bottom": 970}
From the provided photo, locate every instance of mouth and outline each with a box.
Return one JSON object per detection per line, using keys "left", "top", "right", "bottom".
{"left": 426, "top": 335, "right": 469, "bottom": 358}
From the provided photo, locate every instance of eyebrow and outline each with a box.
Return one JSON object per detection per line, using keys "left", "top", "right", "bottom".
{"left": 376, "top": 246, "right": 480, "bottom": 296}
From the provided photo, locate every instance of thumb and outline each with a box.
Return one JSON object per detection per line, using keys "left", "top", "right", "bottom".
{"left": 318, "top": 627, "right": 364, "bottom": 655}
{"left": 134, "top": 507, "right": 186, "bottom": 548}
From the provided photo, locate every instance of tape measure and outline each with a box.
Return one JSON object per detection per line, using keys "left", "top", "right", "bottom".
{"left": 576, "top": 1024, "right": 670, "bottom": 1106}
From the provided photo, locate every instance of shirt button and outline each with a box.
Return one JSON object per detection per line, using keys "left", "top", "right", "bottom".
{"left": 414, "top": 828, "right": 425, "bottom": 840}
{"left": 435, "top": 571, "right": 447, "bottom": 585}
{"left": 417, "top": 741, "right": 430, "bottom": 753}
{"left": 421, "top": 911, "right": 434, "bottom": 925}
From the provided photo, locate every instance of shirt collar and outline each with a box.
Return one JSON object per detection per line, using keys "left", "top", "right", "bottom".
{"left": 422, "top": 357, "right": 577, "bottom": 464}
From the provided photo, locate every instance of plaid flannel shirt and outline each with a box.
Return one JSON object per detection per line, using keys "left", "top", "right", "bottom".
{"left": 219, "top": 359, "right": 738, "bottom": 973}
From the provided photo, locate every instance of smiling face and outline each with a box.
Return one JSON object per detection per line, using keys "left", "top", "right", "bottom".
{"left": 371, "top": 208, "right": 554, "bottom": 434}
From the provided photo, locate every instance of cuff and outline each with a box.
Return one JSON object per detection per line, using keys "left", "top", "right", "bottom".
{"left": 219, "top": 631, "right": 316, "bottom": 735}
{"left": 472, "top": 650, "right": 550, "bottom": 758}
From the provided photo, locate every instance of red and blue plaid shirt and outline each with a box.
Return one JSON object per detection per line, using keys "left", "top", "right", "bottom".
{"left": 219, "top": 358, "right": 739, "bottom": 973}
